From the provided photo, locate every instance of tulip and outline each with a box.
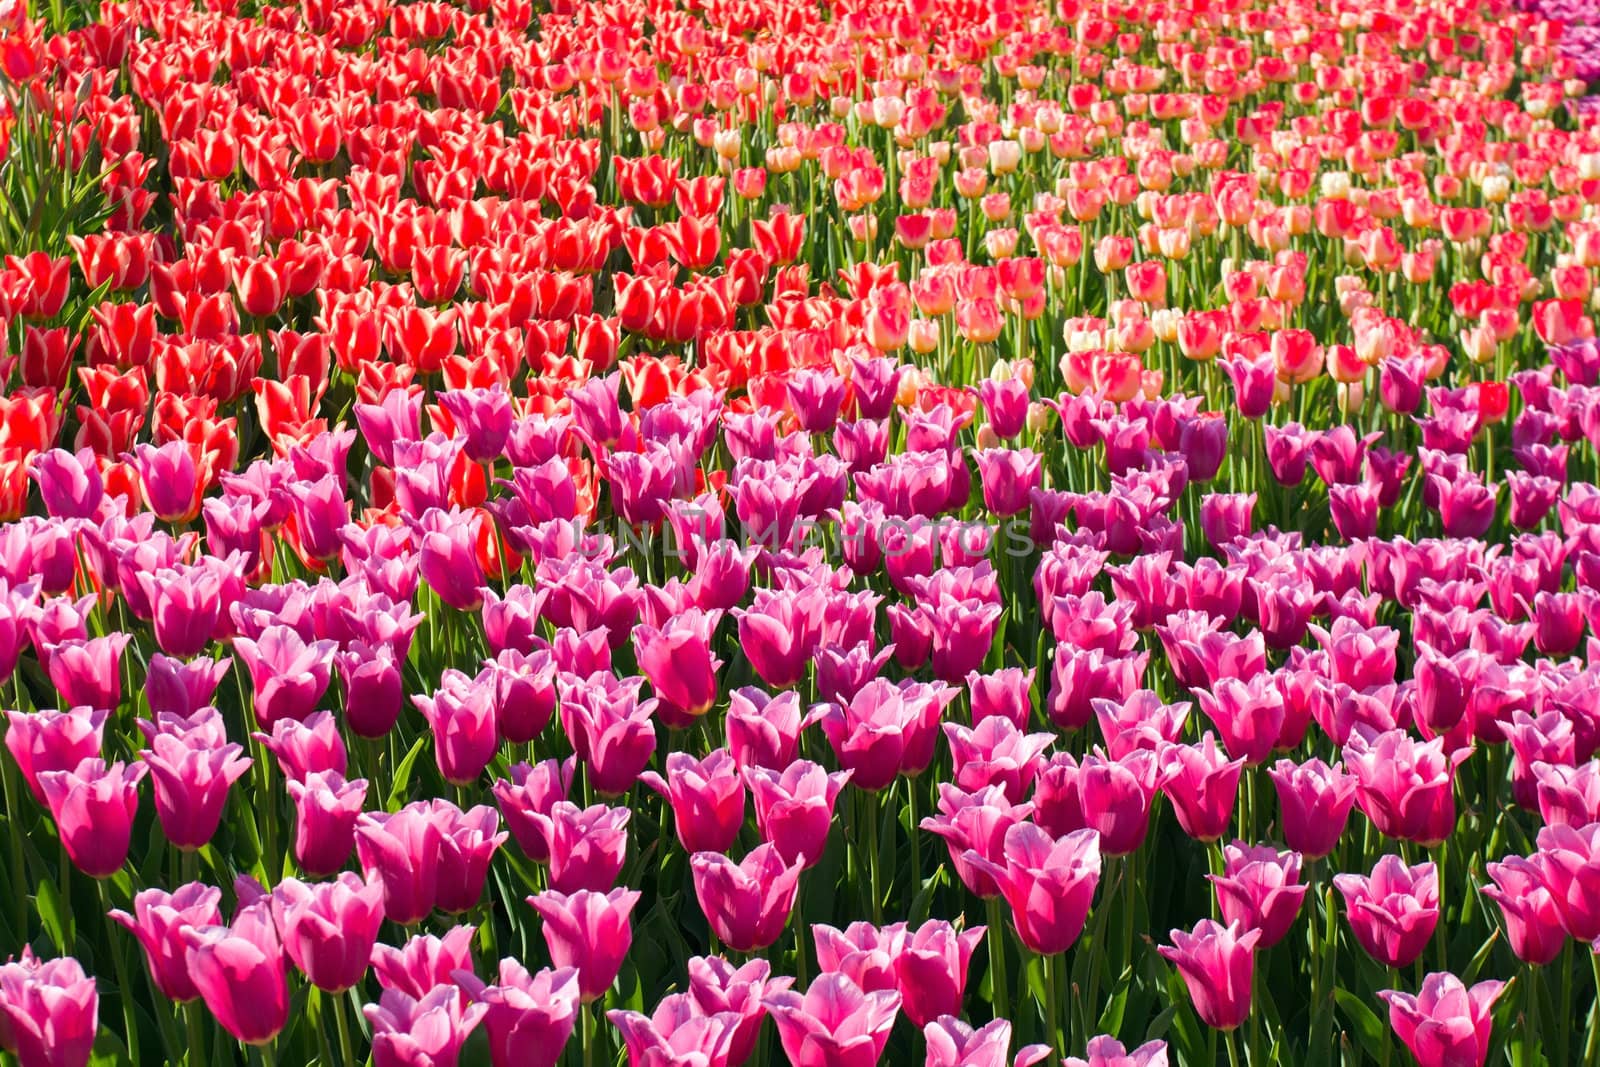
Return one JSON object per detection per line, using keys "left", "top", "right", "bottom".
{"left": 686, "top": 956, "right": 792, "bottom": 1067}
{"left": 690, "top": 844, "right": 804, "bottom": 953}
{"left": 285, "top": 770, "right": 368, "bottom": 876}
{"left": 1333, "top": 855, "right": 1439, "bottom": 969}
{"left": 108, "top": 883, "right": 222, "bottom": 1004}
{"left": 4, "top": 706, "right": 107, "bottom": 805}
{"left": 763, "top": 972, "right": 901, "bottom": 1067}
{"left": 1209, "top": 843, "right": 1308, "bottom": 949}
{"left": 923, "top": 1016, "right": 1052, "bottom": 1067}
{"left": 1160, "top": 735, "right": 1243, "bottom": 843}
{"left": 1378, "top": 972, "right": 1504, "bottom": 1067}
{"left": 544, "top": 801, "right": 630, "bottom": 893}
{"left": 433, "top": 801, "right": 508, "bottom": 914}
{"left": 1265, "top": 758, "right": 1358, "bottom": 859}
{"left": 634, "top": 608, "right": 724, "bottom": 723}
{"left": 943, "top": 718, "right": 1054, "bottom": 803}
{"left": 894, "top": 920, "right": 986, "bottom": 1028}
{"left": 356, "top": 804, "right": 443, "bottom": 925}
{"left": 1078, "top": 747, "right": 1161, "bottom": 856}
{"left": 726, "top": 688, "right": 804, "bottom": 770}
{"left": 1063, "top": 1035, "right": 1170, "bottom": 1067}
{"left": 1158, "top": 919, "right": 1261, "bottom": 1031}
{"left": 963, "top": 822, "right": 1101, "bottom": 955}
{"left": 140, "top": 734, "right": 252, "bottom": 850}
{"left": 812, "top": 922, "right": 905, "bottom": 993}
{"left": 493, "top": 758, "right": 575, "bottom": 863}
{"left": 747, "top": 760, "right": 852, "bottom": 869}
{"left": 454, "top": 960, "right": 581, "bottom": 1067}
{"left": 640, "top": 749, "right": 746, "bottom": 855}
{"left": 42, "top": 634, "right": 129, "bottom": 712}
{"left": 529, "top": 888, "right": 640, "bottom": 1002}
{"left": 414, "top": 669, "right": 500, "bottom": 786}
{"left": 1532, "top": 821, "right": 1600, "bottom": 943}
{"left": 920, "top": 784, "right": 1033, "bottom": 899}
{"left": 182, "top": 902, "right": 290, "bottom": 1045}
{"left": 365, "top": 986, "right": 487, "bottom": 1067}
{"left": 253, "top": 710, "right": 346, "bottom": 783}
{"left": 372, "top": 926, "right": 477, "bottom": 1001}
{"left": 232, "top": 625, "right": 337, "bottom": 730}
{"left": 1482, "top": 858, "right": 1567, "bottom": 965}
{"left": 965, "top": 667, "right": 1036, "bottom": 730}
{"left": 0, "top": 953, "right": 98, "bottom": 1067}
{"left": 38, "top": 758, "right": 146, "bottom": 878}
{"left": 1344, "top": 728, "right": 1466, "bottom": 847}
{"left": 608, "top": 995, "right": 742, "bottom": 1067}
{"left": 271, "top": 873, "right": 385, "bottom": 993}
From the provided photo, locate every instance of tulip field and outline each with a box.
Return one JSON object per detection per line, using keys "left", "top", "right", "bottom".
{"left": 9, "top": 0, "right": 1600, "bottom": 1062}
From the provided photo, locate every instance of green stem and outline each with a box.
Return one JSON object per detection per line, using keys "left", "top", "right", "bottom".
{"left": 186, "top": 1002, "right": 206, "bottom": 1067}
{"left": 1225, "top": 1027, "right": 1244, "bottom": 1067}
{"left": 865, "top": 790, "right": 882, "bottom": 926}
{"left": 1043, "top": 951, "right": 1061, "bottom": 1057}
{"left": 98, "top": 880, "right": 139, "bottom": 1056}
{"left": 1559, "top": 942, "right": 1574, "bottom": 1067}
{"left": 1585, "top": 951, "right": 1600, "bottom": 1067}
{"left": 986, "top": 896, "right": 1009, "bottom": 1024}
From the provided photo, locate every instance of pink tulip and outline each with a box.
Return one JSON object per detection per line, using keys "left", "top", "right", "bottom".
{"left": 1482, "top": 858, "right": 1567, "bottom": 965}
{"left": 763, "top": 972, "right": 901, "bottom": 1067}
{"left": 1063, "top": 1035, "right": 1170, "bottom": 1067}
{"left": 963, "top": 822, "right": 1101, "bottom": 955}
{"left": 182, "top": 901, "right": 289, "bottom": 1045}
{"left": 747, "top": 760, "right": 851, "bottom": 869}
{"left": 4, "top": 706, "right": 107, "bottom": 805}
{"left": 1193, "top": 675, "right": 1286, "bottom": 765}
{"left": 641, "top": 748, "right": 746, "bottom": 854}
{"left": 545, "top": 801, "right": 631, "bottom": 893}
{"left": 726, "top": 687, "right": 804, "bottom": 771}
{"left": 816, "top": 677, "right": 956, "bottom": 791}
{"left": 1532, "top": 821, "right": 1600, "bottom": 942}
{"left": 454, "top": 960, "right": 581, "bottom": 1067}
{"left": 1093, "top": 690, "right": 1189, "bottom": 759}
{"left": 923, "top": 1016, "right": 1052, "bottom": 1067}
{"left": 232, "top": 624, "right": 337, "bottom": 730}
{"left": 1208, "top": 843, "right": 1308, "bottom": 949}
{"left": 1333, "top": 855, "right": 1439, "bottom": 969}
{"left": 42, "top": 633, "right": 129, "bottom": 712}
{"left": 1158, "top": 919, "right": 1261, "bottom": 1031}
{"left": 1378, "top": 972, "right": 1504, "bottom": 1067}
{"left": 1079, "top": 747, "right": 1161, "bottom": 855}
{"left": 608, "top": 994, "right": 742, "bottom": 1067}
{"left": 139, "top": 733, "right": 252, "bottom": 851}
{"left": 285, "top": 770, "right": 368, "bottom": 876}
{"left": 107, "top": 883, "right": 221, "bottom": 1004}
{"left": 686, "top": 956, "right": 793, "bottom": 1067}
{"left": 253, "top": 710, "right": 346, "bottom": 783}
{"left": 1534, "top": 759, "right": 1600, "bottom": 829}
{"left": 357, "top": 804, "right": 443, "bottom": 925}
{"left": 529, "top": 888, "right": 640, "bottom": 1002}
{"left": 493, "top": 758, "right": 575, "bottom": 863}
{"left": 558, "top": 672, "right": 658, "bottom": 796}
{"left": 38, "top": 758, "right": 146, "bottom": 878}
{"left": 813, "top": 922, "right": 906, "bottom": 994}
{"left": 894, "top": 920, "right": 986, "bottom": 1028}
{"left": 1160, "top": 734, "right": 1243, "bottom": 843}
{"left": 1344, "top": 728, "right": 1467, "bottom": 847}
{"left": 0, "top": 952, "right": 98, "bottom": 1067}
{"left": 921, "top": 783, "right": 1033, "bottom": 899}
{"left": 365, "top": 985, "right": 487, "bottom": 1067}
{"left": 433, "top": 801, "right": 507, "bottom": 915}
{"left": 691, "top": 843, "right": 804, "bottom": 953}
{"left": 414, "top": 668, "right": 500, "bottom": 786}
{"left": 943, "top": 717, "right": 1054, "bottom": 803}
{"left": 372, "top": 927, "right": 476, "bottom": 1001}
{"left": 1265, "top": 758, "right": 1358, "bottom": 859}
{"left": 634, "top": 608, "right": 724, "bottom": 724}
{"left": 965, "top": 667, "right": 1036, "bottom": 730}
{"left": 271, "top": 873, "right": 384, "bottom": 993}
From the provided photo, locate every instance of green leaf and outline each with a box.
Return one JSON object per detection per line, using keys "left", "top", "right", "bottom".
{"left": 1333, "top": 988, "right": 1387, "bottom": 1064}
{"left": 386, "top": 735, "right": 430, "bottom": 811}
{"left": 37, "top": 877, "right": 74, "bottom": 955}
